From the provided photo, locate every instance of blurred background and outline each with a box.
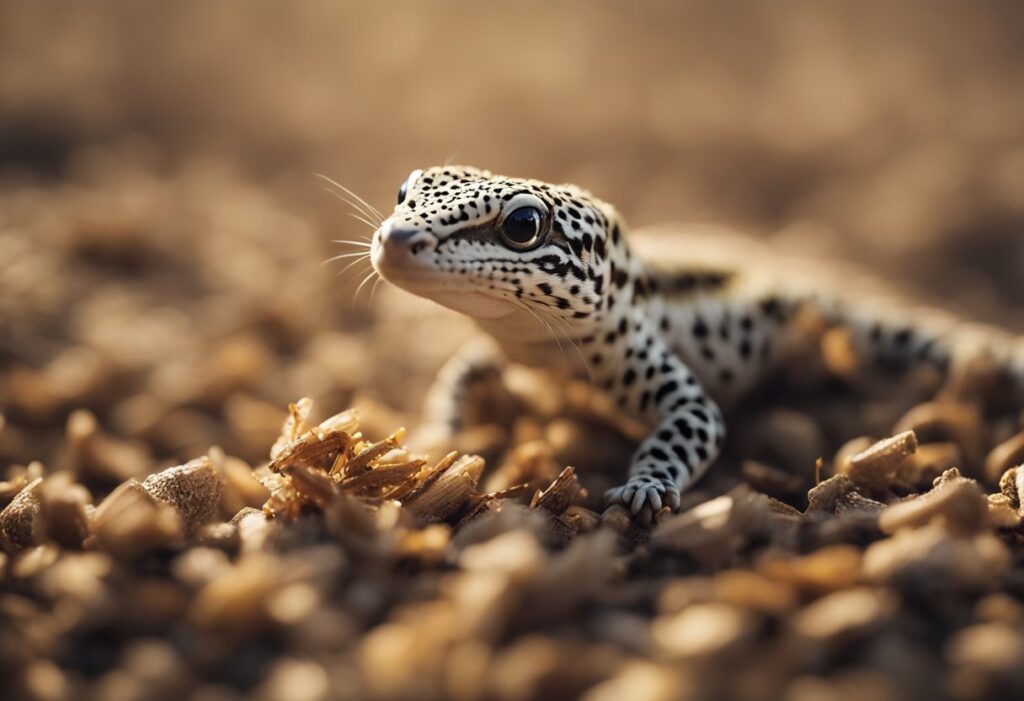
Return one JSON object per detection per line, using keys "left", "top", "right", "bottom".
{"left": 2, "top": 0, "right": 1024, "bottom": 470}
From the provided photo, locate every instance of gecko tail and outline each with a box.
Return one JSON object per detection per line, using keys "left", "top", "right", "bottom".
{"left": 830, "top": 295, "right": 1024, "bottom": 402}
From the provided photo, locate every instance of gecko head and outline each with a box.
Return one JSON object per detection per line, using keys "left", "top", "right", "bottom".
{"left": 371, "top": 166, "right": 622, "bottom": 338}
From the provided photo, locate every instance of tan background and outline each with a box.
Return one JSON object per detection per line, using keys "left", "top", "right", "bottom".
{"left": 3, "top": 0, "right": 1024, "bottom": 465}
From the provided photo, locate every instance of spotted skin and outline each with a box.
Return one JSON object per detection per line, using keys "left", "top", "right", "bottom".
{"left": 370, "top": 166, "right": 973, "bottom": 521}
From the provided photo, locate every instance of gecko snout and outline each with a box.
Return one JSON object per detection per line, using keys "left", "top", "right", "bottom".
{"left": 372, "top": 219, "right": 436, "bottom": 285}
{"left": 378, "top": 221, "right": 432, "bottom": 257}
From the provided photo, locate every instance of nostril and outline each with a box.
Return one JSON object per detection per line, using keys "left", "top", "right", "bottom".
{"left": 386, "top": 227, "right": 421, "bottom": 243}
{"left": 383, "top": 224, "right": 431, "bottom": 256}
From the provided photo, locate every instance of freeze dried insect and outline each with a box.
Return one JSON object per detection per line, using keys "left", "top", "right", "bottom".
{"left": 840, "top": 430, "right": 919, "bottom": 491}
{"left": 259, "top": 399, "right": 578, "bottom": 528}
{"left": 142, "top": 456, "right": 222, "bottom": 532}
{"left": 0, "top": 477, "right": 42, "bottom": 553}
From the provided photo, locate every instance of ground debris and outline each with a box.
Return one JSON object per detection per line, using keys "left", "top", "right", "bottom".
{"left": 5, "top": 390, "right": 1024, "bottom": 700}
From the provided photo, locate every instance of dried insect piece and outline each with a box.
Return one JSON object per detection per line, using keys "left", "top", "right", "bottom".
{"left": 142, "top": 456, "right": 223, "bottom": 532}
{"left": 864, "top": 521, "right": 1010, "bottom": 590}
{"left": 840, "top": 430, "right": 918, "bottom": 491}
{"left": 268, "top": 430, "right": 351, "bottom": 475}
{"left": 282, "top": 464, "right": 337, "bottom": 509}
{"left": 894, "top": 401, "right": 984, "bottom": 470}
{"left": 759, "top": 545, "right": 862, "bottom": 594}
{"left": 792, "top": 588, "right": 895, "bottom": 642}
{"left": 37, "top": 475, "right": 91, "bottom": 548}
{"left": 91, "top": 480, "right": 183, "bottom": 558}
{"left": 878, "top": 469, "right": 988, "bottom": 535}
{"left": 338, "top": 432, "right": 404, "bottom": 478}
{"left": 387, "top": 451, "right": 459, "bottom": 503}
{"left": 985, "top": 432, "right": 1024, "bottom": 486}
{"left": 530, "top": 466, "right": 584, "bottom": 515}
{"left": 405, "top": 454, "right": 485, "bottom": 522}
{"left": 340, "top": 460, "right": 426, "bottom": 495}
{"left": 270, "top": 397, "right": 313, "bottom": 460}
{"left": 653, "top": 603, "right": 754, "bottom": 659}
{"left": 484, "top": 440, "right": 562, "bottom": 494}
{"left": 998, "top": 466, "right": 1024, "bottom": 510}
{"left": 806, "top": 474, "right": 857, "bottom": 513}
{"left": 0, "top": 477, "right": 43, "bottom": 554}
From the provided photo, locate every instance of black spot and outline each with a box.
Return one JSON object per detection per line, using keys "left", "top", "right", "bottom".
{"left": 655, "top": 380, "right": 679, "bottom": 404}
{"left": 673, "top": 419, "right": 694, "bottom": 439}
{"left": 649, "top": 447, "right": 669, "bottom": 461}
{"left": 622, "top": 368, "right": 637, "bottom": 386}
{"left": 692, "top": 317, "right": 709, "bottom": 338}
{"left": 760, "top": 297, "right": 784, "bottom": 321}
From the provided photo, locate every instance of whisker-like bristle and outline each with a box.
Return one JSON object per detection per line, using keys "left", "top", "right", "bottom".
{"left": 316, "top": 173, "right": 385, "bottom": 220}
{"left": 347, "top": 212, "right": 382, "bottom": 231}
{"left": 336, "top": 256, "right": 372, "bottom": 277}
{"left": 322, "top": 188, "right": 383, "bottom": 226}
{"left": 322, "top": 251, "right": 372, "bottom": 265}
{"left": 352, "top": 269, "right": 379, "bottom": 306}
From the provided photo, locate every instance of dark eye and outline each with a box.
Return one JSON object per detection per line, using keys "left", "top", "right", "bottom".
{"left": 501, "top": 206, "right": 544, "bottom": 248}
{"left": 397, "top": 180, "right": 409, "bottom": 205}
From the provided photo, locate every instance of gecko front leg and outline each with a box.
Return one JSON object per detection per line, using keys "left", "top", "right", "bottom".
{"left": 423, "top": 338, "right": 507, "bottom": 434}
{"left": 604, "top": 334, "right": 726, "bottom": 521}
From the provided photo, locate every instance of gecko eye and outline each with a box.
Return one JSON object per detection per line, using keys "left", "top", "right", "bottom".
{"left": 500, "top": 206, "right": 545, "bottom": 249}
{"left": 397, "top": 180, "right": 409, "bottom": 204}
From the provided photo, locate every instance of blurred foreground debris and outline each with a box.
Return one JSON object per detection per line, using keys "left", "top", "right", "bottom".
{"left": 3, "top": 377, "right": 1024, "bottom": 701}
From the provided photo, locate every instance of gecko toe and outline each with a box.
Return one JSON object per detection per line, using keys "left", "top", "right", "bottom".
{"left": 630, "top": 488, "right": 650, "bottom": 514}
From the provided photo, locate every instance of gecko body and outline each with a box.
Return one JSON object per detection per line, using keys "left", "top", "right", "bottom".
{"left": 369, "top": 166, "right": 1014, "bottom": 521}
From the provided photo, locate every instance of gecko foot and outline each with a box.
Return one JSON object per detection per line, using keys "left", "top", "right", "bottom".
{"left": 605, "top": 477, "right": 681, "bottom": 518}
